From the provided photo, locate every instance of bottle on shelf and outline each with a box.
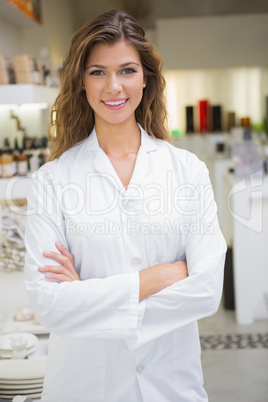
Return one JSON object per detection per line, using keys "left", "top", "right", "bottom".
{"left": 212, "top": 105, "right": 222, "bottom": 133}
{"left": 185, "top": 106, "right": 195, "bottom": 134}
{"left": 33, "top": 58, "right": 41, "bottom": 85}
{"left": 198, "top": 99, "right": 210, "bottom": 133}
{"left": 3, "top": 138, "right": 11, "bottom": 152}
{"left": 2, "top": 149, "right": 14, "bottom": 178}
{"left": 226, "top": 112, "right": 236, "bottom": 132}
{"left": 0, "top": 55, "right": 10, "bottom": 85}
{"left": 17, "top": 149, "right": 28, "bottom": 176}
{"left": 29, "top": 149, "right": 40, "bottom": 173}
{"left": 0, "top": 150, "right": 2, "bottom": 178}
{"left": 241, "top": 117, "right": 251, "bottom": 141}
{"left": 12, "top": 138, "right": 19, "bottom": 176}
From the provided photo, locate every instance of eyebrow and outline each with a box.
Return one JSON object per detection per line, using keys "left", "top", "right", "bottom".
{"left": 85, "top": 62, "right": 140, "bottom": 71}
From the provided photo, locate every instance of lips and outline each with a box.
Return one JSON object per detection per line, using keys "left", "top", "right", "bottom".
{"left": 103, "top": 99, "right": 127, "bottom": 106}
{"left": 102, "top": 98, "right": 128, "bottom": 110}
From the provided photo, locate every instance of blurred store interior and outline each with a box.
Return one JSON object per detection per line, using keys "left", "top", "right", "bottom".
{"left": 0, "top": 0, "right": 267, "bottom": 401}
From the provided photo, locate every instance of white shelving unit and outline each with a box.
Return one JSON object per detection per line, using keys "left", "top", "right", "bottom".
{"left": 0, "top": 84, "right": 59, "bottom": 105}
{"left": 226, "top": 173, "right": 268, "bottom": 324}
{"left": 0, "top": 84, "right": 58, "bottom": 199}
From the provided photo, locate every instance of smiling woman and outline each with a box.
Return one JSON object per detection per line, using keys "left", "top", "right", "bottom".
{"left": 83, "top": 40, "right": 145, "bottom": 128}
{"left": 47, "top": 9, "right": 167, "bottom": 161}
{"left": 24, "top": 8, "right": 226, "bottom": 402}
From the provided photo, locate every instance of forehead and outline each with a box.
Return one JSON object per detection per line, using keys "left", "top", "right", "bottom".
{"left": 86, "top": 40, "right": 141, "bottom": 65}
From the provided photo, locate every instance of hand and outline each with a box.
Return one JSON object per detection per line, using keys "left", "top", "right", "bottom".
{"left": 139, "top": 260, "right": 188, "bottom": 301}
{"left": 38, "top": 242, "right": 80, "bottom": 282}
{"left": 165, "top": 260, "right": 188, "bottom": 286}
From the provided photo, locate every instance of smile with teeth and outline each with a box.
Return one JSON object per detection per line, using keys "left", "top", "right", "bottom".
{"left": 103, "top": 99, "right": 128, "bottom": 106}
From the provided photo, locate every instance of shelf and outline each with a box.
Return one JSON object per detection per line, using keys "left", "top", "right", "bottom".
{"left": 0, "top": 84, "right": 59, "bottom": 105}
{"left": 0, "top": 175, "right": 31, "bottom": 200}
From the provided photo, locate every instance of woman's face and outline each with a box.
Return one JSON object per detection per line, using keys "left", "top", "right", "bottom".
{"left": 83, "top": 40, "right": 145, "bottom": 127}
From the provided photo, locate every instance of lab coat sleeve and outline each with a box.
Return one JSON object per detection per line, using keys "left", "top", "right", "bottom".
{"left": 125, "top": 162, "right": 227, "bottom": 351}
{"left": 24, "top": 167, "right": 145, "bottom": 339}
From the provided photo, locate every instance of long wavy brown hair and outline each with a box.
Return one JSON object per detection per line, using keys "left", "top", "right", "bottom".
{"left": 48, "top": 9, "right": 168, "bottom": 161}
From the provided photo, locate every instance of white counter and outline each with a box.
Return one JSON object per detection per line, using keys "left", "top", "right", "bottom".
{"left": 226, "top": 172, "right": 268, "bottom": 325}
{"left": 0, "top": 270, "right": 30, "bottom": 324}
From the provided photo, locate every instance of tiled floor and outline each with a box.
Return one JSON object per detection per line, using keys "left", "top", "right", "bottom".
{"left": 198, "top": 303, "right": 268, "bottom": 402}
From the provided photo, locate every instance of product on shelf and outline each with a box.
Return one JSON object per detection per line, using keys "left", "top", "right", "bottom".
{"left": 212, "top": 105, "right": 222, "bottom": 132}
{"left": 0, "top": 51, "right": 58, "bottom": 86}
{"left": 185, "top": 106, "right": 195, "bottom": 134}
{"left": 240, "top": 117, "right": 252, "bottom": 140}
{"left": 13, "top": 54, "right": 44, "bottom": 85}
{"left": 0, "top": 55, "right": 10, "bottom": 85}
{"left": 198, "top": 99, "right": 210, "bottom": 133}
{"left": 1, "top": 150, "right": 14, "bottom": 178}
{"left": 17, "top": 149, "right": 28, "bottom": 176}
{"left": 226, "top": 111, "right": 236, "bottom": 131}
{"left": 0, "top": 135, "right": 50, "bottom": 178}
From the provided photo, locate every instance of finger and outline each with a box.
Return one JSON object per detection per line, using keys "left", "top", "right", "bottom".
{"left": 39, "top": 265, "right": 73, "bottom": 279}
{"left": 55, "top": 242, "right": 74, "bottom": 263}
{"left": 44, "top": 273, "right": 72, "bottom": 282}
{"left": 43, "top": 251, "right": 73, "bottom": 270}
{"left": 38, "top": 265, "right": 79, "bottom": 281}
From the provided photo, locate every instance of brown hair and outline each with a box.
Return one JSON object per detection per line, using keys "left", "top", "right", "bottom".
{"left": 48, "top": 9, "right": 168, "bottom": 161}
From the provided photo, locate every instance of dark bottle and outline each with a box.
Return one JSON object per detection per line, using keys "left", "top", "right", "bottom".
{"left": 226, "top": 112, "right": 236, "bottom": 131}
{"left": 3, "top": 138, "right": 11, "bottom": 151}
{"left": 212, "top": 105, "right": 222, "bottom": 132}
{"left": 185, "top": 106, "right": 195, "bottom": 134}
{"left": 0, "top": 149, "right": 2, "bottom": 178}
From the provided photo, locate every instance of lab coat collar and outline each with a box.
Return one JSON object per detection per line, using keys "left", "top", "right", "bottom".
{"left": 84, "top": 123, "right": 158, "bottom": 153}
{"left": 84, "top": 124, "right": 157, "bottom": 193}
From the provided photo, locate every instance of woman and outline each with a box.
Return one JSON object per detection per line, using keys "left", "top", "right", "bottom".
{"left": 24, "top": 9, "right": 226, "bottom": 402}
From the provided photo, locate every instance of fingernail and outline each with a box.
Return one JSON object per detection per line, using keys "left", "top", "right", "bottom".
{"left": 38, "top": 266, "right": 45, "bottom": 270}
{"left": 55, "top": 242, "right": 61, "bottom": 247}
{"left": 43, "top": 250, "right": 51, "bottom": 255}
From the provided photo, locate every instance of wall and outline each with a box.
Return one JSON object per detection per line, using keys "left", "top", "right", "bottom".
{"left": 70, "top": 0, "right": 268, "bottom": 30}
{"left": 157, "top": 13, "right": 268, "bottom": 70}
{"left": 1, "top": 1, "right": 268, "bottom": 69}
{"left": 25, "top": 0, "right": 75, "bottom": 66}
{"left": 0, "top": 16, "right": 21, "bottom": 58}
{"left": 0, "top": 0, "right": 75, "bottom": 65}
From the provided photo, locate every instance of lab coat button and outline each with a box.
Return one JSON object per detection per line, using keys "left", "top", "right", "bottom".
{"left": 123, "top": 200, "right": 134, "bottom": 211}
{"left": 136, "top": 364, "right": 144, "bottom": 373}
{"left": 132, "top": 257, "right": 141, "bottom": 266}
{"left": 154, "top": 255, "right": 163, "bottom": 263}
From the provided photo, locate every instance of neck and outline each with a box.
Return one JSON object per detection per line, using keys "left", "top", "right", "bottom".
{"left": 95, "top": 118, "right": 141, "bottom": 157}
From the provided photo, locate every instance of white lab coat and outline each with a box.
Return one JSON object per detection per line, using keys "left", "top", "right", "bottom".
{"left": 24, "top": 125, "right": 226, "bottom": 402}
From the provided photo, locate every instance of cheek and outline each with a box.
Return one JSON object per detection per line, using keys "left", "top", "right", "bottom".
{"left": 130, "top": 81, "right": 143, "bottom": 98}
{"left": 84, "top": 85, "right": 99, "bottom": 106}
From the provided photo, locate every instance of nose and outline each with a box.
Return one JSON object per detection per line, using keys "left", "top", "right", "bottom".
{"left": 105, "top": 74, "right": 122, "bottom": 94}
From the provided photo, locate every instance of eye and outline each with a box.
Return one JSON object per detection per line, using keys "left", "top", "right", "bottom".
{"left": 121, "top": 68, "right": 136, "bottom": 75}
{"left": 89, "top": 70, "right": 105, "bottom": 76}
